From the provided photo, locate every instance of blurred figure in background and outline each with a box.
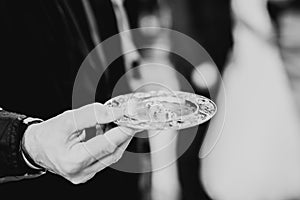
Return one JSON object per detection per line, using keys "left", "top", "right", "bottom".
{"left": 201, "top": 0, "right": 300, "bottom": 200}
{"left": 121, "top": 1, "right": 182, "bottom": 199}
{"left": 125, "top": 1, "right": 233, "bottom": 200}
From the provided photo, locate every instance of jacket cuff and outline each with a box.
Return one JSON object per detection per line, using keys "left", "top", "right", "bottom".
{"left": 0, "top": 110, "right": 45, "bottom": 180}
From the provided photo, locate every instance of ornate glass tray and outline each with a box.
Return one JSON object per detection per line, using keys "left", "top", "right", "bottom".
{"left": 104, "top": 91, "right": 217, "bottom": 130}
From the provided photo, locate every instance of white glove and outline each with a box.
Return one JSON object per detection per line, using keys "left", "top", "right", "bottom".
{"left": 23, "top": 103, "right": 136, "bottom": 184}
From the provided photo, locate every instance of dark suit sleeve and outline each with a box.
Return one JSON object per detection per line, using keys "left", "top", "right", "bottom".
{"left": 0, "top": 110, "right": 44, "bottom": 183}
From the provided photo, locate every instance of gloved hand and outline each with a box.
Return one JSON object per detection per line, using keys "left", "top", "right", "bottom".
{"left": 22, "top": 103, "right": 136, "bottom": 184}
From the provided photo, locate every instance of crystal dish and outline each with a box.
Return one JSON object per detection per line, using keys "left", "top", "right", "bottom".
{"left": 104, "top": 91, "right": 217, "bottom": 130}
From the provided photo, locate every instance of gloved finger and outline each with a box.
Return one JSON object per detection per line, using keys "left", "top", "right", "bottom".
{"left": 64, "top": 103, "right": 124, "bottom": 133}
{"left": 72, "top": 126, "right": 136, "bottom": 167}
{"left": 82, "top": 135, "right": 133, "bottom": 174}
{"left": 68, "top": 130, "right": 87, "bottom": 148}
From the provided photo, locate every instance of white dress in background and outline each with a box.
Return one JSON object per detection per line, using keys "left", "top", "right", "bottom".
{"left": 200, "top": 0, "right": 300, "bottom": 200}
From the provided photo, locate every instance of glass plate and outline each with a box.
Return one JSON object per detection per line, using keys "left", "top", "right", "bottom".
{"left": 104, "top": 91, "right": 217, "bottom": 130}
